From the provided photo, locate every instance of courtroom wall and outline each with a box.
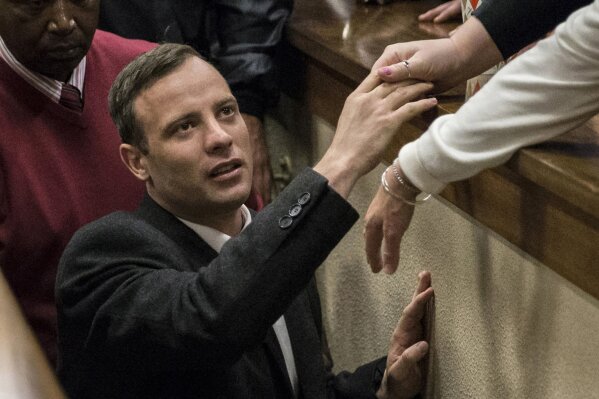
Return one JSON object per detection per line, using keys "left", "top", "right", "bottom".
{"left": 270, "top": 102, "right": 599, "bottom": 398}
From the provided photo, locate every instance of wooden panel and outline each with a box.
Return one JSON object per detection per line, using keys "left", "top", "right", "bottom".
{"left": 288, "top": 0, "right": 458, "bottom": 81}
{"left": 443, "top": 169, "right": 599, "bottom": 297}
{"left": 508, "top": 123, "right": 599, "bottom": 217}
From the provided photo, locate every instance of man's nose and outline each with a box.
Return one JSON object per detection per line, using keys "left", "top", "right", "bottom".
{"left": 47, "top": 0, "right": 76, "bottom": 36}
{"left": 204, "top": 121, "right": 233, "bottom": 154}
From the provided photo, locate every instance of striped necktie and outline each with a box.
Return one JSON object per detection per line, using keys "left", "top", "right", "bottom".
{"left": 60, "top": 83, "right": 83, "bottom": 112}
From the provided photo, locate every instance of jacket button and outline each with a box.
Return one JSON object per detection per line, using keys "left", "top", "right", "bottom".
{"left": 289, "top": 203, "right": 302, "bottom": 217}
{"left": 298, "top": 192, "right": 311, "bottom": 205}
{"left": 279, "top": 215, "right": 293, "bottom": 229}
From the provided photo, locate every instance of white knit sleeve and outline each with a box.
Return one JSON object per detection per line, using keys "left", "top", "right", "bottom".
{"left": 400, "top": 0, "right": 599, "bottom": 194}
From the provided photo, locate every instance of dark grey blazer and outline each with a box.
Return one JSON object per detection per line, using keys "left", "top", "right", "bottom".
{"left": 56, "top": 168, "right": 385, "bottom": 399}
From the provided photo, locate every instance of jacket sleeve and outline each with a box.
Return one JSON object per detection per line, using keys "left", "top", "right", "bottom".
{"left": 473, "top": 0, "right": 592, "bottom": 58}
{"left": 327, "top": 357, "right": 387, "bottom": 399}
{"left": 400, "top": 0, "right": 599, "bottom": 194}
{"left": 210, "top": 0, "right": 292, "bottom": 118}
{"left": 57, "top": 168, "right": 358, "bottom": 374}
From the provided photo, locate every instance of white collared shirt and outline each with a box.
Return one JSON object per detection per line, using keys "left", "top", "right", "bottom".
{"left": 0, "top": 35, "right": 86, "bottom": 103}
{"left": 178, "top": 206, "right": 299, "bottom": 397}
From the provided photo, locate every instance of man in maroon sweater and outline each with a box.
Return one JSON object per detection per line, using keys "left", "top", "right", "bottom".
{"left": 0, "top": 0, "right": 155, "bottom": 365}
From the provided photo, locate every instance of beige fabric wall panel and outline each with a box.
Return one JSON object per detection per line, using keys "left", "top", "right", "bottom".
{"left": 306, "top": 115, "right": 599, "bottom": 399}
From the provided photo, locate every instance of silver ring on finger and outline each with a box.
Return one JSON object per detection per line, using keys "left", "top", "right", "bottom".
{"left": 400, "top": 60, "right": 411, "bottom": 78}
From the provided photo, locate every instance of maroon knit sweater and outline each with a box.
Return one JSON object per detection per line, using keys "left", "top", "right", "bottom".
{"left": 0, "top": 31, "right": 155, "bottom": 365}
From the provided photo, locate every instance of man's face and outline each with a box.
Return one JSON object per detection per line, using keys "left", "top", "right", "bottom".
{"left": 0, "top": 0, "right": 99, "bottom": 82}
{"left": 133, "top": 57, "right": 253, "bottom": 222}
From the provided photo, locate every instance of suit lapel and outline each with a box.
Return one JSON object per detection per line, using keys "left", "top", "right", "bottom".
{"left": 135, "top": 194, "right": 217, "bottom": 271}
{"left": 285, "top": 291, "right": 327, "bottom": 399}
{"left": 264, "top": 326, "right": 296, "bottom": 396}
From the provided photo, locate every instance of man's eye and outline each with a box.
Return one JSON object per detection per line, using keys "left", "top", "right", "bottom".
{"left": 221, "top": 106, "right": 234, "bottom": 116}
{"left": 174, "top": 121, "right": 194, "bottom": 135}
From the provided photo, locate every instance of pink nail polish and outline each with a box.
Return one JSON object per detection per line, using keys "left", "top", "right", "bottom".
{"left": 382, "top": 67, "right": 392, "bottom": 76}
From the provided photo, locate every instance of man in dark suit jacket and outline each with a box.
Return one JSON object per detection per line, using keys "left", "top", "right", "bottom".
{"left": 56, "top": 43, "right": 437, "bottom": 398}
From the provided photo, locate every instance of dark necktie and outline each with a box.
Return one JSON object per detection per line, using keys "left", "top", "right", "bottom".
{"left": 60, "top": 83, "right": 83, "bottom": 112}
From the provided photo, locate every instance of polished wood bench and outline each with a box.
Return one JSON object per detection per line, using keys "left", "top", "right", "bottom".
{"left": 282, "top": 0, "right": 599, "bottom": 298}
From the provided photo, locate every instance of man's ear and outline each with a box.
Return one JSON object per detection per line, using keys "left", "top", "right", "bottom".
{"left": 119, "top": 144, "right": 150, "bottom": 182}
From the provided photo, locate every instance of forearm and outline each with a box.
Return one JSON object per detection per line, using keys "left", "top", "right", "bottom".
{"left": 449, "top": 17, "right": 503, "bottom": 81}
{"left": 474, "top": 0, "right": 592, "bottom": 58}
{"left": 313, "top": 154, "right": 362, "bottom": 200}
{"left": 400, "top": 1, "right": 599, "bottom": 194}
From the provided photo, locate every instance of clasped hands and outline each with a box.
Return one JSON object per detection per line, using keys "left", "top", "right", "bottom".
{"left": 363, "top": 17, "right": 503, "bottom": 274}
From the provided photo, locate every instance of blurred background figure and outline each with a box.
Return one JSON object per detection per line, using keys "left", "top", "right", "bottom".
{"left": 0, "top": 0, "right": 155, "bottom": 366}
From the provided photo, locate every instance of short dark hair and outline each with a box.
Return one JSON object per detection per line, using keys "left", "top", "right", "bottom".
{"left": 108, "top": 43, "right": 202, "bottom": 154}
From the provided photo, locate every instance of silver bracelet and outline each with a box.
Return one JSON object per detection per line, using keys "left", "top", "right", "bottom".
{"left": 381, "top": 167, "right": 431, "bottom": 206}
{"left": 391, "top": 158, "right": 419, "bottom": 193}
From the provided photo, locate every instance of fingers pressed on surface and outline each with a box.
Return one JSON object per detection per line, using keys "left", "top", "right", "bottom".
{"left": 435, "top": 0, "right": 461, "bottom": 22}
{"left": 402, "top": 287, "right": 434, "bottom": 327}
{"left": 415, "top": 287, "right": 435, "bottom": 310}
{"left": 418, "top": 2, "right": 450, "bottom": 21}
{"left": 435, "top": 7, "right": 455, "bottom": 23}
{"left": 419, "top": 0, "right": 460, "bottom": 23}
{"left": 398, "top": 288, "right": 434, "bottom": 333}
{"left": 413, "top": 271, "right": 432, "bottom": 298}
{"left": 388, "top": 341, "right": 429, "bottom": 377}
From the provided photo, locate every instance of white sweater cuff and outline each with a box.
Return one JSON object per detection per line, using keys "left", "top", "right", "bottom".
{"left": 398, "top": 138, "right": 447, "bottom": 195}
